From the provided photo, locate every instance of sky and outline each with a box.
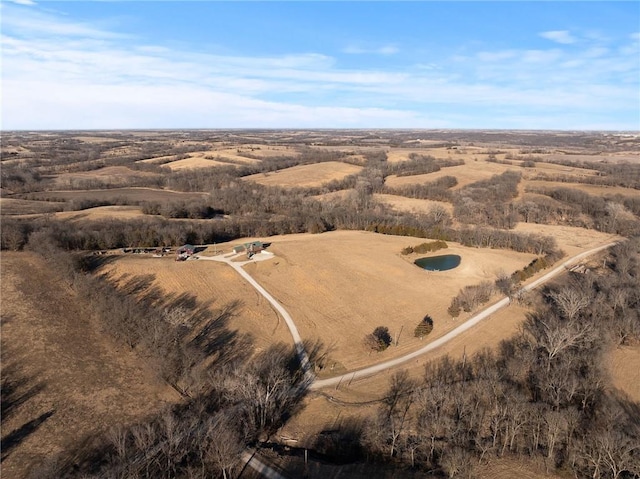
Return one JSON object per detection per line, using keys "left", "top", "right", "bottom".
{"left": 1, "top": 1, "right": 639, "bottom": 130}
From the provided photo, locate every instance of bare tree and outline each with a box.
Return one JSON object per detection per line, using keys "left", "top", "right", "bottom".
{"left": 549, "top": 286, "right": 592, "bottom": 321}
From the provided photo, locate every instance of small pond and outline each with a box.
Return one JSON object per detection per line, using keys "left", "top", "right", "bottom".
{"left": 414, "top": 254, "right": 461, "bottom": 271}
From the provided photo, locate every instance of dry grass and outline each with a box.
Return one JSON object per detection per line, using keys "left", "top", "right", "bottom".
{"left": 608, "top": 345, "right": 640, "bottom": 402}
{"left": 385, "top": 159, "right": 518, "bottom": 189}
{"left": 24, "top": 205, "right": 148, "bottom": 222}
{"left": 0, "top": 198, "right": 64, "bottom": 215}
{"left": 384, "top": 152, "right": 599, "bottom": 191}
{"left": 513, "top": 223, "right": 621, "bottom": 256}
{"left": 0, "top": 252, "right": 180, "bottom": 478}
{"left": 243, "top": 161, "right": 362, "bottom": 188}
{"left": 373, "top": 193, "right": 453, "bottom": 215}
{"left": 53, "top": 166, "right": 158, "bottom": 186}
{"left": 33, "top": 187, "right": 208, "bottom": 204}
{"left": 239, "top": 230, "right": 536, "bottom": 371}
{"left": 99, "top": 256, "right": 293, "bottom": 353}
{"left": 162, "top": 156, "right": 232, "bottom": 170}
{"left": 524, "top": 179, "right": 640, "bottom": 197}
{"left": 219, "top": 145, "right": 296, "bottom": 158}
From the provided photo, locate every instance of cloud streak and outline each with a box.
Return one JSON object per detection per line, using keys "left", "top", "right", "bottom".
{"left": 539, "top": 30, "right": 577, "bottom": 45}
{"left": 2, "top": 5, "right": 638, "bottom": 130}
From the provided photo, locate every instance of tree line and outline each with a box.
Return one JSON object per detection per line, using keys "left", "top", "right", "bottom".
{"left": 23, "top": 240, "right": 317, "bottom": 478}
{"left": 324, "top": 239, "right": 640, "bottom": 478}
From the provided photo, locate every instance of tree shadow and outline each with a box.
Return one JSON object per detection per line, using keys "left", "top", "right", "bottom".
{"left": 1, "top": 340, "right": 46, "bottom": 422}
{"left": 1, "top": 410, "right": 55, "bottom": 462}
{"left": 1, "top": 339, "right": 48, "bottom": 463}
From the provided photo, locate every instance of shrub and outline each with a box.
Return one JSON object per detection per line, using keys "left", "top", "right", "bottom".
{"left": 448, "top": 300, "right": 461, "bottom": 318}
{"left": 414, "top": 315, "right": 434, "bottom": 338}
{"left": 366, "top": 326, "right": 392, "bottom": 351}
{"left": 401, "top": 240, "right": 448, "bottom": 255}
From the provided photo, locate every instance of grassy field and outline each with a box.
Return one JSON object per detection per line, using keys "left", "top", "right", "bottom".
{"left": 524, "top": 179, "right": 640, "bottom": 197}
{"left": 0, "top": 252, "right": 180, "bottom": 478}
{"left": 608, "top": 345, "right": 640, "bottom": 402}
{"left": 53, "top": 166, "right": 159, "bottom": 187}
{"left": 98, "top": 255, "right": 293, "bottom": 353}
{"left": 29, "top": 187, "right": 209, "bottom": 204}
{"left": 243, "top": 161, "right": 362, "bottom": 188}
{"left": 384, "top": 157, "right": 599, "bottom": 191}
{"left": 235, "top": 230, "right": 537, "bottom": 371}
{"left": 373, "top": 193, "right": 454, "bottom": 215}
{"left": 0, "top": 198, "right": 64, "bottom": 215}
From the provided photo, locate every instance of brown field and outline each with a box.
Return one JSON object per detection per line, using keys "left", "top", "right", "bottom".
{"left": 162, "top": 156, "right": 234, "bottom": 170}
{"left": 385, "top": 159, "right": 518, "bottom": 189}
{"left": 513, "top": 222, "right": 621, "bottom": 256}
{"left": 53, "top": 166, "right": 158, "bottom": 187}
{"left": 1, "top": 252, "right": 180, "bottom": 478}
{"left": 384, "top": 157, "right": 599, "bottom": 191}
{"left": 30, "top": 187, "right": 208, "bottom": 204}
{"left": 15, "top": 205, "right": 149, "bottom": 222}
{"left": 98, "top": 256, "right": 293, "bottom": 353}
{"left": 243, "top": 161, "right": 362, "bottom": 188}
{"left": 236, "top": 230, "right": 537, "bottom": 371}
{"left": 373, "top": 193, "right": 454, "bottom": 215}
{"left": 0, "top": 198, "right": 64, "bottom": 215}
{"left": 282, "top": 300, "right": 536, "bottom": 441}
{"left": 608, "top": 345, "right": 640, "bottom": 402}
{"left": 525, "top": 179, "right": 640, "bottom": 197}
{"left": 139, "top": 150, "right": 260, "bottom": 168}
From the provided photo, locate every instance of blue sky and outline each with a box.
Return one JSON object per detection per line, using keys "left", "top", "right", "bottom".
{"left": 2, "top": 1, "right": 639, "bottom": 130}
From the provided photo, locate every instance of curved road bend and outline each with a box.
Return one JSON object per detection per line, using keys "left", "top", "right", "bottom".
{"left": 197, "top": 253, "right": 311, "bottom": 375}
{"left": 310, "top": 241, "right": 618, "bottom": 390}
{"left": 198, "top": 242, "right": 617, "bottom": 391}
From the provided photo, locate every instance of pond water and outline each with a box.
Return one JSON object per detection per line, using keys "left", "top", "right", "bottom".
{"left": 414, "top": 254, "right": 461, "bottom": 271}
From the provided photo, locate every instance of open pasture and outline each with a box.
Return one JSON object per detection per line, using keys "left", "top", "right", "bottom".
{"left": 243, "top": 161, "right": 362, "bottom": 188}
{"left": 238, "top": 230, "right": 537, "bottom": 370}
{"left": 0, "top": 198, "right": 64, "bottom": 215}
{"left": 53, "top": 166, "right": 159, "bottom": 187}
{"left": 23, "top": 205, "right": 149, "bottom": 222}
{"left": 524, "top": 179, "right": 640, "bottom": 198}
{"left": 30, "top": 187, "right": 209, "bottom": 204}
{"left": 373, "top": 193, "right": 453, "bottom": 216}
{"left": 608, "top": 345, "right": 640, "bottom": 402}
{"left": 384, "top": 156, "right": 600, "bottom": 191}
{"left": 99, "top": 256, "right": 293, "bottom": 353}
{"left": 0, "top": 252, "right": 179, "bottom": 477}
{"left": 513, "top": 222, "right": 621, "bottom": 256}
{"left": 384, "top": 158, "right": 517, "bottom": 189}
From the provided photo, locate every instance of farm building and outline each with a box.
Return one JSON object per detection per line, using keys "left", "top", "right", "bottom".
{"left": 233, "top": 241, "right": 266, "bottom": 257}
{"left": 176, "top": 244, "right": 196, "bottom": 261}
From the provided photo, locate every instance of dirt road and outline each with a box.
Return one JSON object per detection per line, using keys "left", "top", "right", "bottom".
{"left": 197, "top": 252, "right": 311, "bottom": 374}
{"left": 198, "top": 242, "right": 617, "bottom": 391}
{"left": 310, "top": 241, "right": 618, "bottom": 389}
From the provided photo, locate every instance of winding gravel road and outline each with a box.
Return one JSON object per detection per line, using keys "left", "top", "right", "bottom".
{"left": 198, "top": 241, "right": 618, "bottom": 391}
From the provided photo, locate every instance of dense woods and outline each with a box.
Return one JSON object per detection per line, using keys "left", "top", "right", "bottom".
{"left": 337, "top": 240, "right": 640, "bottom": 478}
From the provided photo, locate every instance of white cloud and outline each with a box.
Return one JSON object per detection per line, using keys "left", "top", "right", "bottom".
{"left": 1, "top": 4, "right": 638, "bottom": 130}
{"left": 343, "top": 44, "right": 399, "bottom": 55}
{"left": 539, "top": 30, "right": 577, "bottom": 45}
{"left": 4, "top": 0, "right": 36, "bottom": 5}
